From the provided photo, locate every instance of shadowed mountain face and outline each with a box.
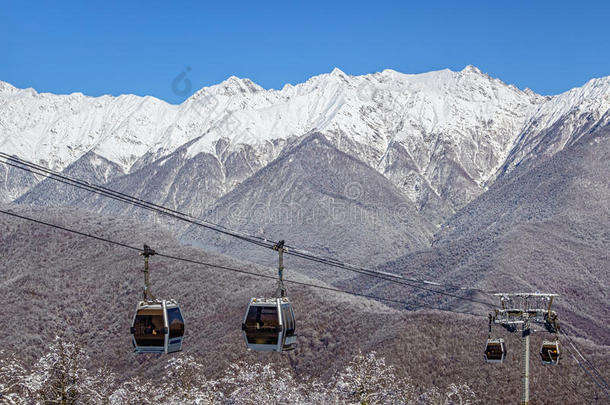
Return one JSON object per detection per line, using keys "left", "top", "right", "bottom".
{"left": 0, "top": 161, "right": 39, "bottom": 203}
{"left": 15, "top": 136, "right": 292, "bottom": 225}
{"left": 365, "top": 125, "right": 610, "bottom": 344}
{"left": 436, "top": 125, "right": 610, "bottom": 248}
{"left": 13, "top": 151, "right": 125, "bottom": 207}
{"left": 0, "top": 207, "right": 607, "bottom": 404}
{"left": 182, "top": 133, "right": 435, "bottom": 279}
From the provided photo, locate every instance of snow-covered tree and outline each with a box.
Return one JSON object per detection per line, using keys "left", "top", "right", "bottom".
{"left": 161, "top": 354, "right": 222, "bottom": 404}
{"left": 26, "top": 337, "right": 87, "bottom": 404}
{"left": 1, "top": 343, "right": 477, "bottom": 404}
{"left": 15, "top": 337, "right": 116, "bottom": 405}
{"left": 108, "top": 375, "right": 165, "bottom": 405}
{"left": 221, "top": 361, "right": 306, "bottom": 404}
{"left": 0, "top": 350, "right": 30, "bottom": 404}
{"left": 416, "top": 383, "right": 477, "bottom": 405}
{"left": 333, "top": 350, "right": 415, "bottom": 404}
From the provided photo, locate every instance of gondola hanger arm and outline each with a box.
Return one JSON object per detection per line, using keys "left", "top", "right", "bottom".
{"left": 139, "top": 244, "right": 157, "bottom": 301}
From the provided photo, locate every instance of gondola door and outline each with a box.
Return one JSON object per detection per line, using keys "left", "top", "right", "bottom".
{"left": 166, "top": 303, "right": 185, "bottom": 353}
{"left": 131, "top": 302, "right": 167, "bottom": 354}
{"left": 281, "top": 302, "right": 296, "bottom": 351}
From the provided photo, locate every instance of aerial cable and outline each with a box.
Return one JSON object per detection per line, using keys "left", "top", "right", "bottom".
{"left": 0, "top": 154, "right": 274, "bottom": 249}
{"left": 561, "top": 328, "right": 608, "bottom": 387}
{"left": 286, "top": 246, "right": 495, "bottom": 296}
{"left": 0, "top": 208, "right": 494, "bottom": 311}
{"left": 287, "top": 249, "right": 496, "bottom": 307}
{"left": 560, "top": 328, "right": 609, "bottom": 392}
{"left": 0, "top": 153, "right": 491, "bottom": 293}
{"left": 564, "top": 344, "right": 610, "bottom": 400}
{"left": 0, "top": 153, "right": 500, "bottom": 297}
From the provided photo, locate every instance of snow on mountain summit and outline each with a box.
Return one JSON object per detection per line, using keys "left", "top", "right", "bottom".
{"left": 0, "top": 67, "right": 608, "bottom": 211}
{"left": 205, "top": 76, "right": 265, "bottom": 96}
{"left": 498, "top": 75, "right": 610, "bottom": 177}
{"left": 461, "top": 64, "right": 482, "bottom": 74}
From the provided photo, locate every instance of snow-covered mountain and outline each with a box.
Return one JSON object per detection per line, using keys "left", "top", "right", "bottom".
{"left": 1, "top": 66, "right": 608, "bottom": 223}
{"left": 497, "top": 76, "right": 610, "bottom": 178}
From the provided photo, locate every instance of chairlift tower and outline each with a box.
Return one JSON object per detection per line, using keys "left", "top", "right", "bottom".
{"left": 490, "top": 293, "right": 560, "bottom": 405}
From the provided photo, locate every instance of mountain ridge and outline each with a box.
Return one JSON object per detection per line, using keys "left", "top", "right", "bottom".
{"left": 2, "top": 67, "right": 609, "bottom": 226}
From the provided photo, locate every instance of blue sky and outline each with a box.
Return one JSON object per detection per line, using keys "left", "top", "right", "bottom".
{"left": 1, "top": 1, "right": 608, "bottom": 103}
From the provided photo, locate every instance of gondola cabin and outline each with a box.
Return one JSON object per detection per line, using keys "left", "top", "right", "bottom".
{"left": 540, "top": 340, "right": 560, "bottom": 365}
{"left": 484, "top": 338, "right": 506, "bottom": 363}
{"left": 130, "top": 299, "right": 184, "bottom": 354}
{"left": 242, "top": 297, "right": 296, "bottom": 352}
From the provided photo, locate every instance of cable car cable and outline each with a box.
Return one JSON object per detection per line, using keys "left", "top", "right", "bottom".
{"left": 0, "top": 208, "right": 142, "bottom": 252}
{"left": 0, "top": 208, "right": 494, "bottom": 312}
{"left": 561, "top": 329, "right": 608, "bottom": 388}
{"left": 0, "top": 157, "right": 274, "bottom": 250}
{"left": 286, "top": 248, "right": 496, "bottom": 298}
{"left": 0, "top": 155, "right": 275, "bottom": 250}
{"left": 564, "top": 345, "right": 610, "bottom": 400}
{"left": 555, "top": 327, "right": 610, "bottom": 399}
{"left": 285, "top": 249, "right": 496, "bottom": 307}
{"left": 0, "top": 153, "right": 496, "bottom": 296}
{"left": 542, "top": 356, "right": 600, "bottom": 404}
{"left": 0, "top": 155, "right": 497, "bottom": 302}
{"left": 282, "top": 242, "right": 495, "bottom": 296}
{"left": 560, "top": 329, "right": 609, "bottom": 391}
{"left": 0, "top": 152, "right": 277, "bottom": 248}
{"left": 0, "top": 154, "right": 526, "bottom": 298}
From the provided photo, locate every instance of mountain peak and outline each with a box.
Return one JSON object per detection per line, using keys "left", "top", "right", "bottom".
{"left": 208, "top": 75, "right": 264, "bottom": 96}
{"left": 330, "top": 67, "right": 347, "bottom": 77}
{"left": 461, "top": 65, "right": 483, "bottom": 74}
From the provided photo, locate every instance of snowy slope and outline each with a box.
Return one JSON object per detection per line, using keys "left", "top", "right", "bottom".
{"left": 1, "top": 67, "right": 609, "bottom": 215}
{"left": 0, "top": 87, "right": 179, "bottom": 173}
{"left": 497, "top": 76, "right": 610, "bottom": 177}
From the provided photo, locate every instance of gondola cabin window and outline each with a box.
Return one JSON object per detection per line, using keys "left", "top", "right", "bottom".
{"left": 167, "top": 307, "right": 185, "bottom": 339}
{"left": 245, "top": 306, "right": 279, "bottom": 345}
{"left": 134, "top": 308, "right": 165, "bottom": 347}
{"left": 246, "top": 306, "right": 279, "bottom": 330}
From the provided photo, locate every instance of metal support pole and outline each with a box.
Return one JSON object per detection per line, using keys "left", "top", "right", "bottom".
{"left": 278, "top": 247, "right": 284, "bottom": 282}
{"left": 143, "top": 255, "right": 150, "bottom": 300}
{"left": 140, "top": 244, "right": 156, "bottom": 301}
{"left": 274, "top": 240, "right": 286, "bottom": 297}
{"left": 521, "top": 318, "right": 531, "bottom": 405}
